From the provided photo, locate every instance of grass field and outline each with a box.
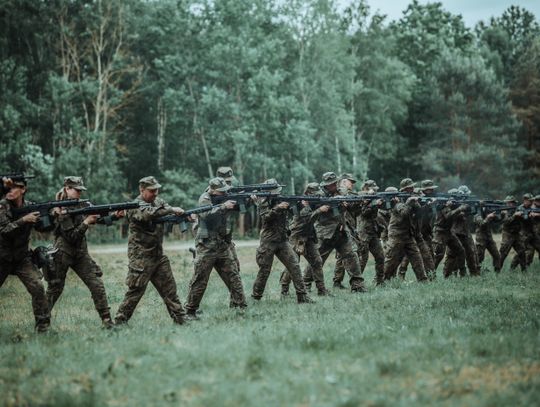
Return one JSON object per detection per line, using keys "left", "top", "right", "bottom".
{"left": 1, "top": 246, "right": 539, "bottom": 407}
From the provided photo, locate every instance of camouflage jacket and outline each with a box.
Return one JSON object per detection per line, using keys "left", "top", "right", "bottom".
{"left": 126, "top": 196, "right": 175, "bottom": 267}
{"left": 289, "top": 205, "right": 324, "bottom": 244}
{"left": 54, "top": 202, "right": 89, "bottom": 255}
{"left": 257, "top": 198, "right": 289, "bottom": 243}
{"left": 196, "top": 192, "right": 232, "bottom": 248}
{"left": 357, "top": 201, "right": 380, "bottom": 240}
{"left": 474, "top": 213, "right": 496, "bottom": 243}
{"left": 315, "top": 188, "right": 350, "bottom": 240}
{"left": 434, "top": 205, "right": 466, "bottom": 234}
{"left": 418, "top": 203, "right": 436, "bottom": 240}
{"left": 501, "top": 210, "right": 522, "bottom": 235}
{"left": 387, "top": 200, "right": 420, "bottom": 239}
{"left": 532, "top": 206, "right": 540, "bottom": 237}
{"left": 518, "top": 205, "right": 534, "bottom": 238}
{"left": 451, "top": 206, "right": 474, "bottom": 237}
{"left": 0, "top": 199, "right": 36, "bottom": 263}
{"left": 377, "top": 209, "right": 390, "bottom": 241}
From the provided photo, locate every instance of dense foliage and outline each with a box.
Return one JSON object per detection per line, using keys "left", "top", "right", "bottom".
{"left": 1, "top": 0, "right": 538, "bottom": 206}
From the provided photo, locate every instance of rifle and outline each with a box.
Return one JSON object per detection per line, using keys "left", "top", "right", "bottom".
{"left": 1, "top": 173, "right": 35, "bottom": 195}
{"left": 11, "top": 199, "right": 89, "bottom": 229}
{"left": 65, "top": 201, "right": 141, "bottom": 226}
{"left": 210, "top": 191, "right": 281, "bottom": 213}
{"left": 154, "top": 204, "right": 221, "bottom": 232}
{"left": 228, "top": 183, "right": 286, "bottom": 193}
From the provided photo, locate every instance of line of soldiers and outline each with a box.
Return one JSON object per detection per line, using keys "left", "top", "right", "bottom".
{"left": 1, "top": 170, "right": 539, "bottom": 333}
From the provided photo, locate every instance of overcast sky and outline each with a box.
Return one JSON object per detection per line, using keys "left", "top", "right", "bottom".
{"left": 338, "top": 0, "right": 540, "bottom": 27}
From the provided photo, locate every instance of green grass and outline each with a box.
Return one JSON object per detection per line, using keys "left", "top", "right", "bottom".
{"left": 1, "top": 247, "right": 539, "bottom": 407}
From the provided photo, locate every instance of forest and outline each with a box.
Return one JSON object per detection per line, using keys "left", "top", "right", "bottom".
{"left": 1, "top": 0, "right": 539, "bottom": 208}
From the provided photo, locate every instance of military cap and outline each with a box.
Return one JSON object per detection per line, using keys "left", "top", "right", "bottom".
{"left": 523, "top": 193, "right": 533, "bottom": 200}
{"left": 534, "top": 194, "right": 540, "bottom": 201}
{"left": 420, "top": 179, "right": 438, "bottom": 191}
{"left": 504, "top": 195, "right": 518, "bottom": 203}
{"left": 448, "top": 188, "right": 458, "bottom": 194}
{"left": 64, "top": 176, "right": 87, "bottom": 191}
{"left": 139, "top": 176, "right": 162, "bottom": 190}
{"left": 385, "top": 186, "right": 398, "bottom": 192}
{"left": 457, "top": 185, "right": 471, "bottom": 195}
{"left": 209, "top": 177, "right": 232, "bottom": 192}
{"left": 263, "top": 178, "right": 283, "bottom": 193}
{"left": 7, "top": 178, "right": 27, "bottom": 188}
{"left": 216, "top": 166, "right": 234, "bottom": 181}
{"left": 339, "top": 173, "right": 357, "bottom": 183}
{"left": 362, "top": 180, "right": 379, "bottom": 191}
{"left": 399, "top": 178, "right": 416, "bottom": 191}
{"left": 320, "top": 172, "right": 339, "bottom": 186}
{"left": 304, "top": 182, "right": 321, "bottom": 195}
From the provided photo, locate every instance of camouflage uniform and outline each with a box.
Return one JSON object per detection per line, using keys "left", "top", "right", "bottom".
{"left": 304, "top": 172, "right": 366, "bottom": 292}
{"left": 356, "top": 200, "right": 385, "bottom": 285}
{"left": 529, "top": 197, "right": 540, "bottom": 262}
{"left": 0, "top": 197, "right": 50, "bottom": 331}
{"left": 280, "top": 183, "right": 329, "bottom": 295}
{"left": 474, "top": 212, "right": 501, "bottom": 272}
{"left": 185, "top": 178, "right": 246, "bottom": 314}
{"left": 115, "top": 177, "right": 185, "bottom": 324}
{"left": 46, "top": 177, "right": 112, "bottom": 325}
{"left": 499, "top": 197, "right": 527, "bottom": 271}
{"left": 251, "top": 180, "right": 311, "bottom": 302}
{"left": 433, "top": 200, "right": 467, "bottom": 278}
{"left": 511, "top": 195, "right": 535, "bottom": 268}
{"left": 447, "top": 199, "right": 480, "bottom": 277}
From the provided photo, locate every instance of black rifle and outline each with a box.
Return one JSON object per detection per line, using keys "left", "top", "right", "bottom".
{"left": 1, "top": 173, "right": 35, "bottom": 195}
{"left": 66, "top": 201, "right": 142, "bottom": 226}
{"left": 210, "top": 191, "right": 281, "bottom": 212}
{"left": 154, "top": 204, "right": 221, "bottom": 232}
{"left": 12, "top": 199, "right": 89, "bottom": 229}
{"left": 228, "top": 183, "right": 286, "bottom": 193}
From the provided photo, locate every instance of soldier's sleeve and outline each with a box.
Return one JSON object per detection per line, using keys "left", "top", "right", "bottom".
{"left": 259, "top": 200, "right": 284, "bottom": 221}
{"left": 473, "top": 214, "right": 486, "bottom": 227}
{"left": 130, "top": 201, "right": 174, "bottom": 222}
{"left": 197, "top": 195, "right": 227, "bottom": 221}
{"left": 0, "top": 204, "right": 26, "bottom": 235}
{"left": 57, "top": 214, "right": 88, "bottom": 244}
{"left": 393, "top": 202, "right": 412, "bottom": 215}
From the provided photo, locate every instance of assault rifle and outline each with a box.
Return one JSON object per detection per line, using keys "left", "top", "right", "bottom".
{"left": 228, "top": 183, "right": 286, "bottom": 193}
{"left": 12, "top": 199, "right": 89, "bottom": 229}
{"left": 1, "top": 173, "right": 35, "bottom": 195}
{"left": 66, "top": 201, "right": 142, "bottom": 226}
{"left": 210, "top": 191, "right": 281, "bottom": 212}
{"left": 154, "top": 204, "right": 222, "bottom": 232}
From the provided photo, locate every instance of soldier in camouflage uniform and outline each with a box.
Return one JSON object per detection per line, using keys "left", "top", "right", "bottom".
{"left": 474, "top": 209, "right": 501, "bottom": 273}
{"left": 355, "top": 180, "right": 385, "bottom": 285}
{"left": 115, "top": 176, "right": 186, "bottom": 325}
{"left": 529, "top": 195, "right": 540, "bottom": 263}
{"left": 46, "top": 177, "right": 114, "bottom": 328}
{"left": 383, "top": 178, "right": 427, "bottom": 282}
{"left": 0, "top": 178, "right": 50, "bottom": 332}
{"left": 499, "top": 196, "right": 527, "bottom": 271}
{"left": 379, "top": 187, "right": 397, "bottom": 253}
{"left": 280, "top": 182, "right": 332, "bottom": 296}
{"left": 511, "top": 193, "right": 534, "bottom": 268}
{"left": 185, "top": 177, "right": 247, "bottom": 318}
{"left": 304, "top": 172, "right": 366, "bottom": 292}
{"left": 251, "top": 179, "right": 314, "bottom": 303}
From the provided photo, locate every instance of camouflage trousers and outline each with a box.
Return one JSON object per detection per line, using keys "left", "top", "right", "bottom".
{"left": 252, "top": 240, "right": 307, "bottom": 299}
{"left": 433, "top": 230, "right": 465, "bottom": 278}
{"left": 115, "top": 255, "right": 185, "bottom": 324}
{"left": 476, "top": 237, "right": 501, "bottom": 272}
{"left": 186, "top": 242, "right": 246, "bottom": 313}
{"left": 0, "top": 257, "right": 50, "bottom": 329}
{"left": 280, "top": 238, "right": 326, "bottom": 292}
{"left": 304, "top": 230, "right": 365, "bottom": 291}
{"left": 46, "top": 250, "right": 111, "bottom": 320}
{"left": 499, "top": 232, "right": 527, "bottom": 271}
{"left": 334, "top": 236, "right": 385, "bottom": 285}
{"left": 445, "top": 233, "right": 480, "bottom": 277}
{"left": 383, "top": 236, "right": 427, "bottom": 281}
{"left": 398, "top": 236, "right": 435, "bottom": 280}
{"left": 510, "top": 234, "right": 539, "bottom": 269}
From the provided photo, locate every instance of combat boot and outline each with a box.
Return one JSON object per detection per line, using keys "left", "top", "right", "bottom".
{"left": 102, "top": 317, "right": 114, "bottom": 330}
{"left": 35, "top": 315, "right": 50, "bottom": 334}
{"left": 184, "top": 311, "right": 200, "bottom": 321}
{"left": 333, "top": 282, "right": 346, "bottom": 289}
{"left": 280, "top": 285, "right": 289, "bottom": 296}
{"left": 297, "top": 293, "right": 315, "bottom": 304}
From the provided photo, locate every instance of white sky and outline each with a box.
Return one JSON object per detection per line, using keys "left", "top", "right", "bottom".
{"left": 339, "top": 0, "right": 540, "bottom": 27}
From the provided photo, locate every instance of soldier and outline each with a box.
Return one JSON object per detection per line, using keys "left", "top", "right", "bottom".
{"left": 0, "top": 177, "right": 50, "bottom": 332}
{"left": 304, "top": 172, "right": 366, "bottom": 292}
{"left": 185, "top": 177, "right": 247, "bottom": 319}
{"left": 251, "top": 179, "right": 313, "bottom": 303}
{"left": 356, "top": 180, "right": 385, "bottom": 285}
{"left": 474, "top": 209, "right": 501, "bottom": 273}
{"left": 445, "top": 185, "right": 480, "bottom": 276}
{"left": 379, "top": 187, "right": 397, "bottom": 253}
{"left": 332, "top": 173, "right": 361, "bottom": 289}
{"left": 499, "top": 196, "right": 527, "bottom": 271}
{"left": 383, "top": 178, "right": 427, "bottom": 282}
{"left": 279, "top": 182, "right": 332, "bottom": 296}
{"left": 529, "top": 195, "right": 540, "bottom": 263}
{"left": 511, "top": 193, "right": 534, "bottom": 268}
{"left": 114, "top": 176, "right": 186, "bottom": 325}
{"left": 46, "top": 177, "right": 115, "bottom": 328}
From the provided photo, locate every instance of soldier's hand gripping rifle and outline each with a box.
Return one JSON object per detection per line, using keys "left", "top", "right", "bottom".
{"left": 154, "top": 204, "right": 221, "bottom": 232}
{"left": 65, "top": 201, "right": 142, "bottom": 226}
{"left": 1, "top": 173, "right": 36, "bottom": 196}
{"left": 11, "top": 199, "right": 89, "bottom": 229}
